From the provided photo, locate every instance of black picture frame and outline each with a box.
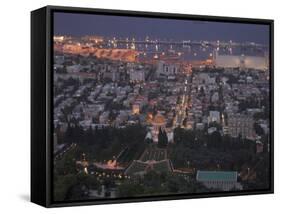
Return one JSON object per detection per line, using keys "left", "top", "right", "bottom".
{"left": 31, "top": 5, "right": 274, "bottom": 208}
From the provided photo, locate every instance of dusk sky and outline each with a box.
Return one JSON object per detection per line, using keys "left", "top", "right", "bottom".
{"left": 54, "top": 12, "right": 269, "bottom": 44}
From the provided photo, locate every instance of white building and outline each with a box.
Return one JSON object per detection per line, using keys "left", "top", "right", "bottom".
{"left": 214, "top": 51, "right": 268, "bottom": 70}
{"left": 157, "top": 61, "right": 179, "bottom": 77}
{"left": 196, "top": 170, "right": 242, "bottom": 191}
{"left": 208, "top": 111, "right": 221, "bottom": 124}
{"left": 227, "top": 114, "right": 256, "bottom": 139}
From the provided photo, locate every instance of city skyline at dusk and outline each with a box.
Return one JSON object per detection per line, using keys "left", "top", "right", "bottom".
{"left": 54, "top": 12, "right": 270, "bottom": 44}
{"left": 52, "top": 11, "right": 271, "bottom": 202}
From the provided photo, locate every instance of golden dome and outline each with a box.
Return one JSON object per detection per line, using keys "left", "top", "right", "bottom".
{"left": 152, "top": 113, "right": 166, "bottom": 125}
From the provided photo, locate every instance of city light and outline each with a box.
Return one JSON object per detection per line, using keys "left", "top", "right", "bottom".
{"left": 52, "top": 15, "right": 270, "bottom": 201}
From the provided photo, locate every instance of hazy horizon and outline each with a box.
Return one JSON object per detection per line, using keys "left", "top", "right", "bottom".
{"left": 54, "top": 12, "right": 270, "bottom": 45}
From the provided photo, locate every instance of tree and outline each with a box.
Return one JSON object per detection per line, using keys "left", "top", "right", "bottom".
{"left": 73, "top": 125, "right": 84, "bottom": 144}
{"left": 144, "top": 138, "right": 153, "bottom": 144}
{"left": 158, "top": 128, "right": 168, "bottom": 148}
{"left": 84, "top": 126, "right": 94, "bottom": 145}
{"left": 174, "top": 126, "right": 183, "bottom": 144}
{"left": 64, "top": 123, "right": 74, "bottom": 144}
{"left": 53, "top": 174, "right": 77, "bottom": 201}
{"left": 254, "top": 122, "right": 264, "bottom": 136}
{"left": 117, "top": 182, "right": 145, "bottom": 197}
{"left": 207, "top": 131, "right": 222, "bottom": 148}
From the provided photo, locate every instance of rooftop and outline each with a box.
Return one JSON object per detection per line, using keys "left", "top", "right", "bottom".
{"left": 152, "top": 113, "right": 166, "bottom": 125}
{"left": 196, "top": 170, "right": 238, "bottom": 182}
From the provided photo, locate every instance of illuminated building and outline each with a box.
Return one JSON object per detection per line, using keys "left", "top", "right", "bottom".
{"left": 82, "top": 35, "right": 104, "bottom": 44}
{"left": 146, "top": 112, "right": 153, "bottom": 123}
{"left": 54, "top": 36, "right": 64, "bottom": 42}
{"left": 151, "top": 112, "right": 166, "bottom": 143}
{"left": 227, "top": 114, "right": 256, "bottom": 139}
{"left": 132, "top": 104, "right": 140, "bottom": 115}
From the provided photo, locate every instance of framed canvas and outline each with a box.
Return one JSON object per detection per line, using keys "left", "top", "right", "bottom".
{"left": 31, "top": 5, "right": 274, "bottom": 207}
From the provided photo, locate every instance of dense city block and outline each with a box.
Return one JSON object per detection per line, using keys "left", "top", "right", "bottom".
{"left": 52, "top": 17, "right": 271, "bottom": 201}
